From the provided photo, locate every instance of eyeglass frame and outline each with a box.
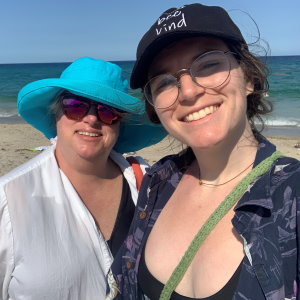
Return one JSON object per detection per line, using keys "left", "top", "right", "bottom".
{"left": 143, "top": 50, "right": 236, "bottom": 109}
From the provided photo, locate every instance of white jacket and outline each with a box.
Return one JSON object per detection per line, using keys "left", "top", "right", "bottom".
{"left": 0, "top": 145, "right": 148, "bottom": 300}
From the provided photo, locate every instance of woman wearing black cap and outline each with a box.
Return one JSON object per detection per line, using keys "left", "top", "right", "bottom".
{"left": 107, "top": 4, "right": 300, "bottom": 300}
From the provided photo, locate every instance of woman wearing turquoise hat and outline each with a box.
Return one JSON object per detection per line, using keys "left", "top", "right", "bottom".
{"left": 0, "top": 57, "right": 166, "bottom": 300}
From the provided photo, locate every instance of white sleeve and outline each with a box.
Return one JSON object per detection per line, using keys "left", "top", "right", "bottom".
{"left": 0, "top": 188, "right": 13, "bottom": 300}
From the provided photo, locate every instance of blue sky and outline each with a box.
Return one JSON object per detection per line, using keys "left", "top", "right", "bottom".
{"left": 1, "top": 0, "right": 299, "bottom": 63}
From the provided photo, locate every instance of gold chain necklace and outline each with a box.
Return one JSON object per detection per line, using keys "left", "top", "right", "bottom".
{"left": 199, "top": 160, "right": 255, "bottom": 187}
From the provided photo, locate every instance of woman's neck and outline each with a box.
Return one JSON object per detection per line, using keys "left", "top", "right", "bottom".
{"left": 54, "top": 145, "right": 117, "bottom": 181}
{"left": 192, "top": 132, "right": 258, "bottom": 186}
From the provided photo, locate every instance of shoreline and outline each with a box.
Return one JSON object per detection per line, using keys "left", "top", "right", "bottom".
{"left": 0, "top": 123, "right": 299, "bottom": 176}
{"left": 0, "top": 116, "right": 25, "bottom": 124}
{"left": 262, "top": 126, "right": 300, "bottom": 137}
{"left": 1, "top": 116, "right": 300, "bottom": 136}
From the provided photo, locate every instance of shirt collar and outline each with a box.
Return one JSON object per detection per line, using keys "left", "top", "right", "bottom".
{"left": 234, "top": 135, "right": 277, "bottom": 211}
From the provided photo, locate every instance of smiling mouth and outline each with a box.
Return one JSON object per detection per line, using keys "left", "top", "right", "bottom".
{"left": 77, "top": 131, "right": 101, "bottom": 137}
{"left": 184, "top": 105, "right": 219, "bottom": 122}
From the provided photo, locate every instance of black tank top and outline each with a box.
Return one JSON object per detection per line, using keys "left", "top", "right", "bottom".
{"left": 138, "top": 246, "right": 243, "bottom": 300}
{"left": 106, "top": 175, "right": 135, "bottom": 257}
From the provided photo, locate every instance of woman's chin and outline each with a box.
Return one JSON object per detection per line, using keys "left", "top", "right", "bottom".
{"left": 175, "top": 130, "right": 225, "bottom": 150}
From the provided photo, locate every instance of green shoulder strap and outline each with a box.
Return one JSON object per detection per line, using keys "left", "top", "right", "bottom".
{"left": 159, "top": 151, "right": 283, "bottom": 300}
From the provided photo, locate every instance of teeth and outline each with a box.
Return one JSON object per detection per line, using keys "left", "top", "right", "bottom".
{"left": 204, "top": 107, "right": 211, "bottom": 114}
{"left": 193, "top": 111, "right": 200, "bottom": 119}
{"left": 184, "top": 105, "right": 219, "bottom": 122}
{"left": 77, "top": 131, "right": 100, "bottom": 137}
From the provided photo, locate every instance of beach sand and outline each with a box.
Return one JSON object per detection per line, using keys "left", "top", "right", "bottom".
{"left": 0, "top": 123, "right": 299, "bottom": 176}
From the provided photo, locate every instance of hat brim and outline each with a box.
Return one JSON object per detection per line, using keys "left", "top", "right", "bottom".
{"left": 18, "top": 78, "right": 167, "bottom": 153}
{"left": 116, "top": 114, "right": 167, "bottom": 153}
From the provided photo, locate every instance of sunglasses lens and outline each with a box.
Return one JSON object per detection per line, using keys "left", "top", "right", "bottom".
{"left": 62, "top": 97, "right": 120, "bottom": 124}
{"left": 97, "top": 105, "right": 120, "bottom": 125}
{"left": 62, "top": 98, "right": 89, "bottom": 120}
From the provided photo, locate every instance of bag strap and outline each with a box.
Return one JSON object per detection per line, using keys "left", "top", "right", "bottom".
{"left": 159, "top": 151, "right": 284, "bottom": 300}
{"left": 126, "top": 156, "right": 144, "bottom": 191}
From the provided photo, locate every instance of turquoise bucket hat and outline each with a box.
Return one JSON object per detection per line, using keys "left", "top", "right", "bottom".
{"left": 18, "top": 57, "right": 167, "bottom": 153}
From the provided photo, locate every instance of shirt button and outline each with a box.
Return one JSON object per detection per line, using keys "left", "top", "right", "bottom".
{"left": 126, "top": 261, "right": 133, "bottom": 269}
{"left": 139, "top": 211, "right": 147, "bottom": 219}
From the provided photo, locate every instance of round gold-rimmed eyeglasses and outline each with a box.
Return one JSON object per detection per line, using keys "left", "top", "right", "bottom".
{"left": 144, "top": 50, "right": 235, "bottom": 109}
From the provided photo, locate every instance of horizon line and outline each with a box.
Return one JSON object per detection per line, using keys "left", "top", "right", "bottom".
{"left": 1, "top": 54, "right": 300, "bottom": 65}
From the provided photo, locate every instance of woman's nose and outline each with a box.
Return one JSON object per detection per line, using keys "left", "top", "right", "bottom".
{"left": 82, "top": 104, "right": 99, "bottom": 123}
{"left": 177, "top": 74, "right": 205, "bottom": 103}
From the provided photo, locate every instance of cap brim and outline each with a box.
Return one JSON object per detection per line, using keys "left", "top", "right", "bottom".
{"left": 130, "top": 31, "right": 245, "bottom": 89}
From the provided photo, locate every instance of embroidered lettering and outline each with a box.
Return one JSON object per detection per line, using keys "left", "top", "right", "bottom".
{"left": 177, "top": 13, "right": 186, "bottom": 28}
{"left": 156, "top": 27, "right": 162, "bottom": 35}
{"left": 155, "top": 13, "right": 187, "bottom": 36}
{"left": 157, "top": 10, "right": 182, "bottom": 25}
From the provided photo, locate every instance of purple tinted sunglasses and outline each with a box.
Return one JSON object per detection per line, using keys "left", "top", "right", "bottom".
{"left": 61, "top": 96, "right": 122, "bottom": 125}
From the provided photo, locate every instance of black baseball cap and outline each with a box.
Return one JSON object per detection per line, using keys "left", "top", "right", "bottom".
{"left": 130, "top": 3, "right": 246, "bottom": 89}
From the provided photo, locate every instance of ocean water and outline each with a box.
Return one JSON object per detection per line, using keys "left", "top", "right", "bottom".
{"left": 0, "top": 61, "right": 137, "bottom": 118}
{"left": 263, "top": 56, "right": 300, "bottom": 133}
{"left": 0, "top": 57, "right": 299, "bottom": 135}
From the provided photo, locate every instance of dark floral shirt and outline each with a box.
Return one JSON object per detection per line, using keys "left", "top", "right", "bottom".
{"left": 107, "top": 136, "right": 300, "bottom": 300}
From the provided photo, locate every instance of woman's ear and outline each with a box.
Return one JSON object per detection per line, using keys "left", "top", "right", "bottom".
{"left": 246, "top": 81, "right": 254, "bottom": 96}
